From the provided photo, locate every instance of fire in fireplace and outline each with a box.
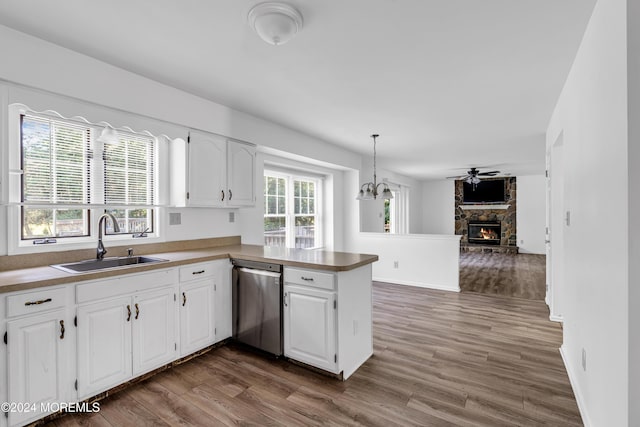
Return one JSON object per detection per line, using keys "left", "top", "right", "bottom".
{"left": 468, "top": 221, "right": 501, "bottom": 245}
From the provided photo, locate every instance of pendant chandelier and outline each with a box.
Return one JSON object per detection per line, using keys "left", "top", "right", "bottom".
{"left": 356, "top": 134, "right": 394, "bottom": 200}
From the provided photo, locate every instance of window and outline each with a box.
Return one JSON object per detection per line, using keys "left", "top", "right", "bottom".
{"left": 104, "top": 133, "right": 155, "bottom": 234}
{"left": 384, "top": 184, "right": 409, "bottom": 234}
{"left": 264, "top": 171, "right": 322, "bottom": 249}
{"left": 18, "top": 112, "right": 156, "bottom": 245}
{"left": 21, "top": 115, "right": 91, "bottom": 240}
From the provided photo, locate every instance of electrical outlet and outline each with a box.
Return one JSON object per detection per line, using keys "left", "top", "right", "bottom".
{"left": 565, "top": 211, "right": 571, "bottom": 226}
{"left": 229, "top": 212, "right": 235, "bottom": 223}
{"left": 582, "top": 348, "right": 587, "bottom": 371}
{"left": 393, "top": 261, "right": 399, "bottom": 269}
{"left": 169, "top": 212, "right": 181, "bottom": 225}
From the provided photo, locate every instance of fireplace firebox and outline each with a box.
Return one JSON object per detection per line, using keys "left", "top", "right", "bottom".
{"left": 468, "top": 221, "right": 501, "bottom": 245}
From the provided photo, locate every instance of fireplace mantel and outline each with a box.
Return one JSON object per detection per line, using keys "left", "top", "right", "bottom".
{"left": 460, "top": 204, "right": 510, "bottom": 210}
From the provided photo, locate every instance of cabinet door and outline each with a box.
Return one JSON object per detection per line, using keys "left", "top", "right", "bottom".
{"left": 214, "top": 260, "right": 232, "bottom": 342}
{"left": 187, "top": 131, "right": 226, "bottom": 207}
{"left": 226, "top": 140, "right": 256, "bottom": 207}
{"left": 284, "top": 285, "right": 337, "bottom": 373}
{"left": 7, "top": 309, "right": 68, "bottom": 426}
{"left": 132, "top": 288, "right": 177, "bottom": 375}
{"left": 180, "top": 280, "right": 215, "bottom": 356}
{"left": 77, "top": 297, "right": 132, "bottom": 399}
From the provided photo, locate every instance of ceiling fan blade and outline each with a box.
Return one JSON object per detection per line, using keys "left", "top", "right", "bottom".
{"left": 446, "top": 175, "right": 467, "bottom": 179}
{"left": 478, "top": 171, "right": 500, "bottom": 176}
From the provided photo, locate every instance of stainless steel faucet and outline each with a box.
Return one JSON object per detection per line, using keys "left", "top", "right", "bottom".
{"left": 97, "top": 213, "right": 120, "bottom": 260}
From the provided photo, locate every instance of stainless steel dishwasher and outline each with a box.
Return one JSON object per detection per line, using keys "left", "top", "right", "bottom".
{"left": 232, "top": 259, "right": 283, "bottom": 356}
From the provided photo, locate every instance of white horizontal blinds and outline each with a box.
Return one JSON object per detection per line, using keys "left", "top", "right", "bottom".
{"left": 104, "top": 131, "right": 155, "bottom": 234}
{"left": 21, "top": 114, "right": 90, "bottom": 205}
{"left": 20, "top": 114, "right": 90, "bottom": 239}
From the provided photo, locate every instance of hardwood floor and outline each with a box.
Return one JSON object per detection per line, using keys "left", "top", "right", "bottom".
{"left": 459, "top": 252, "right": 547, "bottom": 300}
{"left": 47, "top": 282, "right": 581, "bottom": 426}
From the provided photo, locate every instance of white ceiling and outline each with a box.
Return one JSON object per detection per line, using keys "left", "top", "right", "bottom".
{"left": 0, "top": 0, "right": 596, "bottom": 180}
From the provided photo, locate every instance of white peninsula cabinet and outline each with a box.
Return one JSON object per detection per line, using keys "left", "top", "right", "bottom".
{"left": 3, "top": 286, "right": 75, "bottom": 427}
{"left": 283, "top": 264, "right": 373, "bottom": 379}
{"left": 76, "top": 269, "right": 178, "bottom": 399}
{"left": 170, "top": 130, "right": 256, "bottom": 208}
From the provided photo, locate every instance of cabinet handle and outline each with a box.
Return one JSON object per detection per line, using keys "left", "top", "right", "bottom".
{"left": 284, "top": 292, "right": 288, "bottom": 307}
{"left": 192, "top": 270, "right": 205, "bottom": 275}
{"left": 301, "top": 276, "right": 314, "bottom": 282}
{"left": 182, "top": 292, "right": 187, "bottom": 306}
{"left": 135, "top": 303, "right": 140, "bottom": 320}
{"left": 221, "top": 190, "right": 225, "bottom": 201}
{"left": 59, "top": 320, "right": 65, "bottom": 340}
{"left": 126, "top": 305, "right": 131, "bottom": 322}
{"left": 228, "top": 189, "right": 232, "bottom": 200}
{"left": 25, "top": 298, "right": 52, "bottom": 306}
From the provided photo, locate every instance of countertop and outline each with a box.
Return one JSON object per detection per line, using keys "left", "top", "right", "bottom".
{"left": 0, "top": 244, "right": 379, "bottom": 294}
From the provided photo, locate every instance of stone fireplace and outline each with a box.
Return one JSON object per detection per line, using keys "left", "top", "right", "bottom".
{"left": 454, "top": 177, "right": 518, "bottom": 254}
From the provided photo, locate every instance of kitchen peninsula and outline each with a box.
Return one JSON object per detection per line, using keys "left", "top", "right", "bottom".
{"left": 0, "top": 236, "right": 377, "bottom": 427}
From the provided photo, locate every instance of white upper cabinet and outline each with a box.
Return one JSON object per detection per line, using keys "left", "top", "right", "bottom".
{"left": 188, "top": 131, "right": 227, "bottom": 207}
{"left": 226, "top": 140, "right": 256, "bottom": 207}
{"left": 170, "top": 131, "right": 256, "bottom": 208}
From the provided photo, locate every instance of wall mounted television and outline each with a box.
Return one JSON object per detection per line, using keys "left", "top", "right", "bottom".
{"left": 463, "top": 179, "right": 505, "bottom": 203}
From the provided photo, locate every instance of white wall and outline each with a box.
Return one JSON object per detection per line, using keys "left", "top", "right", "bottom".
{"left": 516, "top": 175, "right": 546, "bottom": 254}
{"left": 546, "top": 0, "right": 628, "bottom": 425}
{"left": 353, "top": 233, "right": 461, "bottom": 291}
{"left": 420, "top": 180, "right": 454, "bottom": 234}
{"left": 0, "top": 24, "right": 361, "bottom": 256}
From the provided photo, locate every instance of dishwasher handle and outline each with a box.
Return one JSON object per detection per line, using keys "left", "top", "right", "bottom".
{"left": 236, "top": 267, "right": 282, "bottom": 279}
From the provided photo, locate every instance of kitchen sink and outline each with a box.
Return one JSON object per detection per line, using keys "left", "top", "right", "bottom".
{"left": 51, "top": 256, "right": 168, "bottom": 273}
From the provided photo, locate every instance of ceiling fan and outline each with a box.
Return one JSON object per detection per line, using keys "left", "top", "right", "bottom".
{"left": 446, "top": 167, "right": 500, "bottom": 185}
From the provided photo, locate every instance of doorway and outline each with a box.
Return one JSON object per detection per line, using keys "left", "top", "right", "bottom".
{"left": 547, "top": 132, "right": 565, "bottom": 321}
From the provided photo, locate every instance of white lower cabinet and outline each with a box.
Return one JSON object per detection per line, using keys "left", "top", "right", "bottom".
{"left": 179, "top": 279, "right": 215, "bottom": 356}
{"left": 76, "top": 269, "right": 178, "bottom": 399}
{"left": 284, "top": 284, "right": 337, "bottom": 373}
{"left": 178, "top": 259, "right": 232, "bottom": 355}
{"left": 6, "top": 308, "right": 70, "bottom": 426}
{"left": 77, "top": 296, "right": 132, "bottom": 398}
{"left": 77, "top": 287, "right": 177, "bottom": 398}
{"left": 283, "top": 265, "right": 373, "bottom": 379}
{"left": 3, "top": 285, "right": 74, "bottom": 427}
{"left": 132, "top": 288, "right": 177, "bottom": 375}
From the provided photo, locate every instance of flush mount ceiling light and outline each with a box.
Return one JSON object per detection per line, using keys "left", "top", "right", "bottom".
{"left": 356, "top": 134, "right": 394, "bottom": 201}
{"left": 247, "top": 2, "right": 303, "bottom": 46}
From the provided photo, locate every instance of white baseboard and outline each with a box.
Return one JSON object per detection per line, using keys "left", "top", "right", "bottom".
{"left": 372, "top": 277, "right": 460, "bottom": 292}
{"left": 559, "top": 346, "right": 592, "bottom": 427}
{"left": 549, "top": 314, "right": 563, "bottom": 323}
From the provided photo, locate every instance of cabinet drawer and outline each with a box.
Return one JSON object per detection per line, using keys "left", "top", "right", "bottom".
{"left": 179, "top": 262, "right": 215, "bottom": 282}
{"left": 284, "top": 267, "right": 335, "bottom": 290}
{"left": 6, "top": 287, "right": 67, "bottom": 317}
